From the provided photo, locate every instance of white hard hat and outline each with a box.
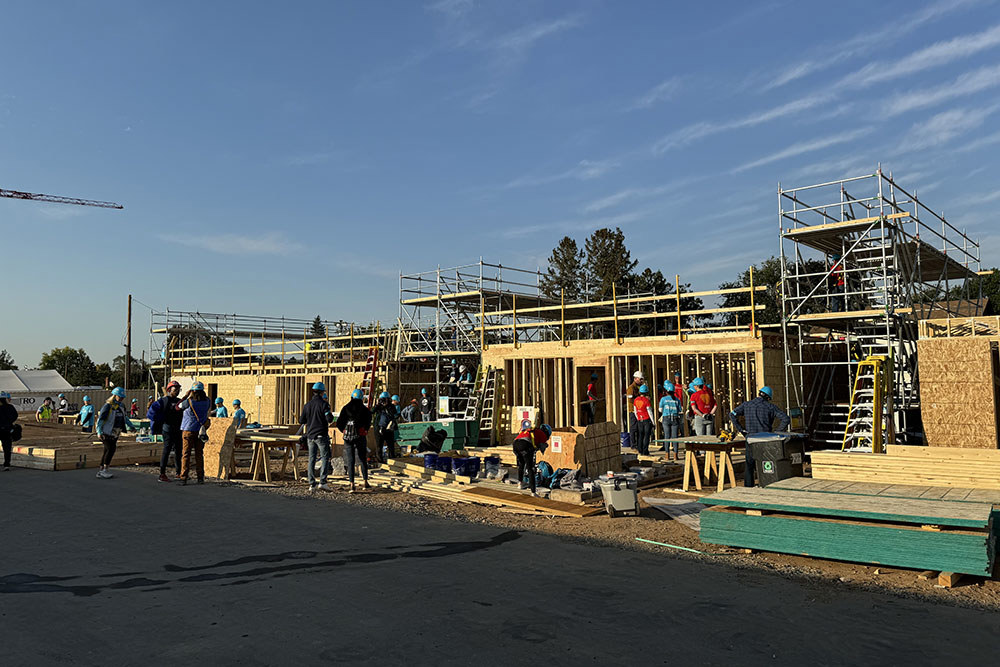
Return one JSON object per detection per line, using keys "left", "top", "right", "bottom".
{"left": 633, "top": 371, "right": 644, "bottom": 379}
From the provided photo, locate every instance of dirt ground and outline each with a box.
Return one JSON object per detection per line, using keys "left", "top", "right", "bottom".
{"left": 14, "top": 421, "right": 1000, "bottom": 610}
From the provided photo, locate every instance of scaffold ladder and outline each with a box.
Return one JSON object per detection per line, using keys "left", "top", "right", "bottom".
{"left": 359, "top": 346, "right": 380, "bottom": 408}
{"left": 463, "top": 365, "right": 486, "bottom": 420}
{"left": 842, "top": 355, "right": 894, "bottom": 453}
{"left": 476, "top": 367, "right": 498, "bottom": 444}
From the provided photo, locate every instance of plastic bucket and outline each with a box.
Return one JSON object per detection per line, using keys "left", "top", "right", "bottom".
{"left": 620, "top": 432, "right": 631, "bottom": 449}
{"left": 435, "top": 456, "right": 453, "bottom": 473}
{"left": 452, "top": 456, "right": 481, "bottom": 477}
{"left": 423, "top": 453, "right": 438, "bottom": 469}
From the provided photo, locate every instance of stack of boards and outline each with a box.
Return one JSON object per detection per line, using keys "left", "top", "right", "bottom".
{"left": 12, "top": 441, "right": 161, "bottom": 471}
{"left": 810, "top": 445, "right": 1000, "bottom": 490}
{"left": 699, "top": 479, "right": 1000, "bottom": 576}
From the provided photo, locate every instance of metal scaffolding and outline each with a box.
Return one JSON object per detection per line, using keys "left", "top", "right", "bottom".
{"left": 777, "top": 166, "right": 982, "bottom": 447}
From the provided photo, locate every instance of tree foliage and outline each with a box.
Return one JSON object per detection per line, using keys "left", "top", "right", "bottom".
{"left": 583, "top": 227, "right": 638, "bottom": 300}
{"left": 717, "top": 256, "right": 826, "bottom": 326}
{"left": 540, "top": 236, "right": 585, "bottom": 300}
{"left": 0, "top": 349, "right": 17, "bottom": 370}
{"left": 111, "top": 354, "right": 152, "bottom": 390}
{"left": 309, "top": 316, "right": 327, "bottom": 338}
{"left": 39, "top": 347, "right": 98, "bottom": 386}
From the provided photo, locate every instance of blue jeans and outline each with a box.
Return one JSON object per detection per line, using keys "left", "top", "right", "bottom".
{"left": 661, "top": 417, "right": 680, "bottom": 455}
{"left": 344, "top": 437, "right": 369, "bottom": 485}
{"left": 307, "top": 435, "right": 331, "bottom": 487}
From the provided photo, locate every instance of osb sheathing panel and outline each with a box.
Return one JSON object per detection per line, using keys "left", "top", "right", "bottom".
{"left": 918, "top": 337, "right": 1000, "bottom": 448}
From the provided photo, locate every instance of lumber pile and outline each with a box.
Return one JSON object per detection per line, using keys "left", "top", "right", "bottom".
{"left": 700, "top": 485, "right": 999, "bottom": 576}
{"left": 810, "top": 445, "right": 1000, "bottom": 490}
{"left": 12, "top": 441, "right": 161, "bottom": 471}
{"left": 917, "top": 337, "right": 1000, "bottom": 448}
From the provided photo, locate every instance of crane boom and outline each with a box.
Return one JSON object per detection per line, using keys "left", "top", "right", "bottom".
{"left": 0, "top": 188, "right": 123, "bottom": 209}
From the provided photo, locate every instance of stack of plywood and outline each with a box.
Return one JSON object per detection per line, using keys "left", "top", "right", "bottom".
{"left": 917, "top": 337, "right": 1000, "bottom": 448}
{"left": 810, "top": 445, "right": 1000, "bottom": 490}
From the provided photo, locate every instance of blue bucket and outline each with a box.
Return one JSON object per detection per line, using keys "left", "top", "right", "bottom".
{"left": 452, "top": 456, "right": 481, "bottom": 477}
{"left": 423, "top": 453, "right": 438, "bottom": 469}
{"left": 435, "top": 456, "right": 453, "bottom": 473}
{"left": 620, "top": 432, "right": 631, "bottom": 449}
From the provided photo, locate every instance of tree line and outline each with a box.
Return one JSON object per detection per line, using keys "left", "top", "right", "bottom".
{"left": 0, "top": 346, "right": 153, "bottom": 390}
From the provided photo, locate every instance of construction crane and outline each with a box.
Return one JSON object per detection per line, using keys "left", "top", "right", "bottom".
{"left": 0, "top": 187, "right": 123, "bottom": 209}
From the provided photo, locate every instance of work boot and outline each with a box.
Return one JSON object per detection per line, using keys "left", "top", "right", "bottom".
{"left": 158, "top": 474, "right": 171, "bottom": 483}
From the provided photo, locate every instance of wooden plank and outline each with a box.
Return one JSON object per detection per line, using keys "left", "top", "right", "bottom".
{"left": 460, "top": 486, "right": 603, "bottom": 517}
{"left": 938, "top": 572, "right": 963, "bottom": 588}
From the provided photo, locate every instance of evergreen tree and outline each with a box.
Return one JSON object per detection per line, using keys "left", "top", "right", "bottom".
{"left": 309, "top": 316, "right": 327, "bottom": 338}
{"left": 583, "top": 227, "right": 637, "bottom": 299}
{"left": 540, "top": 236, "right": 585, "bottom": 300}
{"left": 717, "top": 256, "right": 825, "bottom": 326}
{"left": 0, "top": 349, "right": 17, "bottom": 370}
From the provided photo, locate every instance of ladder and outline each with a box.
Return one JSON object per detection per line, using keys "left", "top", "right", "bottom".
{"left": 358, "top": 346, "right": 380, "bottom": 408}
{"left": 462, "top": 365, "right": 485, "bottom": 420}
{"left": 476, "top": 367, "right": 499, "bottom": 445}
{"left": 842, "top": 354, "right": 894, "bottom": 453}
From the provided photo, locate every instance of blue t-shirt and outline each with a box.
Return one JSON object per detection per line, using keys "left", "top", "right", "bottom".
{"left": 659, "top": 395, "right": 681, "bottom": 418}
{"left": 232, "top": 408, "right": 246, "bottom": 423}
{"left": 78, "top": 404, "right": 94, "bottom": 427}
{"left": 215, "top": 405, "right": 229, "bottom": 418}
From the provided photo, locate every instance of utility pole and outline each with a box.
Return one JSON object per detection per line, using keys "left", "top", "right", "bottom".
{"left": 125, "top": 294, "right": 132, "bottom": 393}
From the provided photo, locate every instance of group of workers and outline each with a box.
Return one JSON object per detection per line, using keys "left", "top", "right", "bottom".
{"left": 296, "top": 381, "right": 374, "bottom": 494}
{"left": 624, "top": 370, "right": 719, "bottom": 456}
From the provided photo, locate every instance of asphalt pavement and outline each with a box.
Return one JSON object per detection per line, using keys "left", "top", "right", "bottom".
{"left": 2, "top": 467, "right": 999, "bottom": 666}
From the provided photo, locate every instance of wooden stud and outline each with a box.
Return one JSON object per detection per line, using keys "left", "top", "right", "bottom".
{"left": 938, "top": 572, "right": 963, "bottom": 588}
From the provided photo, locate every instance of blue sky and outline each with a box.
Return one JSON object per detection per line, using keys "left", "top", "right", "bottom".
{"left": 2, "top": 0, "right": 999, "bottom": 367}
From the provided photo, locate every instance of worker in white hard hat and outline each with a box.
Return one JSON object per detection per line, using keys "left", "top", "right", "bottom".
{"left": 624, "top": 370, "right": 644, "bottom": 450}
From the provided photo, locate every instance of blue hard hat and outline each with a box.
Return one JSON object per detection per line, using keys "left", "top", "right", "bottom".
{"left": 541, "top": 424, "right": 552, "bottom": 437}
{"left": 351, "top": 389, "right": 364, "bottom": 400}
{"left": 639, "top": 384, "right": 648, "bottom": 394}
{"left": 421, "top": 388, "right": 427, "bottom": 395}
{"left": 111, "top": 387, "right": 126, "bottom": 398}
{"left": 691, "top": 377, "right": 705, "bottom": 387}
{"left": 379, "top": 391, "right": 390, "bottom": 399}
{"left": 58, "top": 393, "right": 66, "bottom": 398}
{"left": 706, "top": 384, "right": 713, "bottom": 390}
{"left": 0, "top": 391, "right": 11, "bottom": 399}
{"left": 232, "top": 399, "right": 241, "bottom": 406}
{"left": 391, "top": 394, "right": 400, "bottom": 402}
{"left": 760, "top": 386, "right": 773, "bottom": 398}
{"left": 312, "top": 381, "right": 326, "bottom": 391}
{"left": 664, "top": 381, "right": 674, "bottom": 392}
{"left": 191, "top": 381, "right": 205, "bottom": 391}
{"left": 82, "top": 395, "right": 90, "bottom": 402}
{"left": 215, "top": 397, "right": 224, "bottom": 404}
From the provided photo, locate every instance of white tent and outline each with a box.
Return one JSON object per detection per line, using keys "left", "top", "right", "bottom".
{"left": 0, "top": 370, "right": 74, "bottom": 393}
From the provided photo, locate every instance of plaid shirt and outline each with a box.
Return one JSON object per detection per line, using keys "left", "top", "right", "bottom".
{"left": 732, "top": 396, "right": 790, "bottom": 434}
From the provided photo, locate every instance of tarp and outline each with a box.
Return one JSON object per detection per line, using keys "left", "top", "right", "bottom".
{"left": 0, "top": 370, "right": 74, "bottom": 393}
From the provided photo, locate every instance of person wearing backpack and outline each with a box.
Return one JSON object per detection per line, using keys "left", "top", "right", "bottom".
{"left": 175, "top": 382, "right": 212, "bottom": 485}
{"left": 298, "top": 382, "right": 334, "bottom": 493}
{"left": 373, "top": 391, "right": 398, "bottom": 463}
{"left": 336, "top": 388, "right": 373, "bottom": 493}
{"left": 95, "top": 387, "right": 136, "bottom": 479}
{"left": 0, "top": 391, "right": 18, "bottom": 471}
{"left": 151, "top": 381, "right": 184, "bottom": 482}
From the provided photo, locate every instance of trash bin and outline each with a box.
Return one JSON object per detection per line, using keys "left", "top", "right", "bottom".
{"left": 596, "top": 473, "right": 639, "bottom": 517}
{"left": 747, "top": 432, "right": 805, "bottom": 487}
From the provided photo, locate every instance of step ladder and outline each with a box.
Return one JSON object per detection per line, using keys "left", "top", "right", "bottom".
{"left": 842, "top": 354, "right": 894, "bottom": 453}
{"left": 477, "top": 367, "right": 499, "bottom": 445}
{"left": 462, "top": 365, "right": 486, "bottom": 421}
{"left": 358, "top": 346, "right": 380, "bottom": 408}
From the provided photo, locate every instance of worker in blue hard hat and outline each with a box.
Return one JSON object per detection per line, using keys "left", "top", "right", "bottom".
{"left": 624, "top": 370, "right": 644, "bottom": 450}
{"left": 401, "top": 398, "right": 419, "bottom": 423}
{"left": 298, "top": 381, "right": 334, "bottom": 492}
{"left": 512, "top": 423, "right": 552, "bottom": 496}
{"left": 214, "top": 397, "right": 228, "bottom": 419}
{"left": 583, "top": 372, "right": 600, "bottom": 426}
{"left": 373, "top": 391, "right": 398, "bottom": 463}
{"left": 730, "top": 386, "right": 791, "bottom": 488}
{"left": 76, "top": 395, "right": 95, "bottom": 433}
{"left": 391, "top": 394, "right": 401, "bottom": 417}
{"left": 338, "top": 388, "right": 373, "bottom": 492}
{"left": 95, "top": 387, "right": 137, "bottom": 479}
{"left": 632, "top": 384, "right": 655, "bottom": 455}
{"left": 174, "top": 382, "right": 212, "bottom": 485}
{"left": 0, "top": 391, "right": 17, "bottom": 471}
{"left": 152, "top": 380, "right": 184, "bottom": 482}
{"left": 689, "top": 377, "right": 717, "bottom": 436}
{"left": 57, "top": 393, "right": 69, "bottom": 416}
{"left": 658, "top": 381, "right": 682, "bottom": 459}
{"left": 420, "top": 387, "right": 433, "bottom": 422}
{"left": 232, "top": 399, "right": 247, "bottom": 429}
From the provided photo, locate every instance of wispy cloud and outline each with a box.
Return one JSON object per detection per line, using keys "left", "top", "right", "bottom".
{"left": 160, "top": 232, "right": 305, "bottom": 256}
{"left": 425, "top": 0, "right": 473, "bottom": 18}
{"left": 580, "top": 175, "right": 705, "bottom": 214}
{"left": 956, "top": 128, "right": 1000, "bottom": 152}
{"left": 901, "top": 104, "right": 1000, "bottom": 150}
{"left": 626, "top": 77, "right": 681, "bottom": 111}
{"left": 34, "top": 205, "right": 89, "bottom": 221}
{"left": 501, "top": 210, "right": 646, "bottom": 239}
{"left": 503, "top": 158, "right": 620, "bottom": 189}
{"left": 732, "top": 127, "right": 874, "bottom": 173}
{"left": 966, "top": 189, "right": 1000, "bottom": 205}
{"left": 492, "top": 15, "right": 582, "bottom": 58}
{"left": 760, "top": 0, "right": 982, "bottom": 91}
{"left": 883, "top": 63, "right": 1000, "bottom": 116}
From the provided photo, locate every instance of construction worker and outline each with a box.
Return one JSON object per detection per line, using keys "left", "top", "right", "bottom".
{"left": 401, "top": 399, "right": 419, "bottom": 423}
{"left": 583, "top": 373, "right": 599, "bottom": 425}
{"left": 730, "top": 386, "right": 791, "bottom": 488}
{"left": 658, "top": 381, "right": 682, "bottom": 458}
{"left": 829, "top": 253, "right": 845, "bottom": 312}
{"left": 95, "top": 387, "right": 136, "bottom": 479}
{"left": 77, "top": 395, "right": 95, "bottom": 433}
{"left": 153, "top": 381, "right": 184, "bottom": 482}
{"left": 512, "top": 423, "right": 552, "bottom": 497}
{"left": 232, "top": 399, "right": 247, "bottom": 429}
{"left": 373, "top": 391, "right": 398, "bottom": 462}
{"left": 420, "top": 387, "right": 433, "bottom": 422}
{"left": 35, "top": 397, "right": 54, "bottom": 422}
{"left": 624, "top": 371, "right": 644, "bottom": 448}
{"left": 57, "top": 393, "right": 69, "bottom": 416}
{"left": 214, "top": 397, "right": 228, "bottom": 419}
{"left": 689, "top": 378, "right": 716, "bottom": 435}
{"left": 0, "top": 391, "right": 17, "bottom": 471}
{"left": 298, "top": 381, "right": 333, "bottom": 493}
{"left": 175, "top": 382, "right": 212, "bottom": 485}
{"left": 391, "top": 394, "right": 402, "bottom": 417}
{"left": 337, "top": 388, "right": 373, "bottom": 492}
{"left": 633, "top": 384, "right": 655, "bottom": 455}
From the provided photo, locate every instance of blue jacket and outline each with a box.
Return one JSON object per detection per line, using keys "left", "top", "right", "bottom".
{"left": 179, "top": 399, "right": 212, "bottom": 432}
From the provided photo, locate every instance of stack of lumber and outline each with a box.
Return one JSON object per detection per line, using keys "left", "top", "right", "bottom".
{"left": 467, "top": 421, "right": 622, "bottom": 478}
{"left": 917, "top": 337, "right": 1000, "bottom": 448}
{"left": 385, "top": 457, "right": 475, "bottom": 485}
{"left": 811, "top": 445, "right": 1000, "bottom": 490}
{"left": 700, "top": 485, "right": 999, "bottom": 576}
{"left": 12, "top": 441, "right": 161, "bottom": 471}
{"left": 769, "top": 476, "right": 1000, "bottom": 503}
